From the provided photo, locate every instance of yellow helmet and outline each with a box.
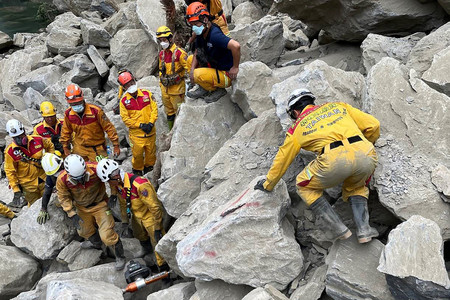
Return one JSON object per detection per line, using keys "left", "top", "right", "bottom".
{"left": 156, "top": 26, "right": 173, "bottom": 39}
{"left": 40, "top": 101, "right": 56, "bottom": 117}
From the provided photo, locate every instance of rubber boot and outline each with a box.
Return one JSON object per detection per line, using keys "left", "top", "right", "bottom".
{"left": 349, "top": 196, "right": 379, "bottom": 243}
{"left": 135, "top": 239, "right": 153, "bottom": 257}
{"left": 132, "top": 169, "right": 143, "bottom": 176}
{"left": 204, "top": 88, "right": 227, "bottom": 103}
{"left": 81, "top": 231, "right": 102, "bottom": 249}
{"left": 167, "top": 114, "right": 175, "bottom": 130}
{"left": 143, "top": 166, "right": 153, "bottom": 174}
{"left": 186, "top": 85, "right": 209, "bottom": 99}
{"left": 309, "top": 196, "right": 352, "bottom": 241}
{"left": 113, "top": 238, "right": 126, "bottom": 271}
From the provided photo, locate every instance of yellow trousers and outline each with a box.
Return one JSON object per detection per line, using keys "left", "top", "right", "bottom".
{"left": 296, "top": 139, "right": 378, "bottom": 206}
{"left": 194, "top": 68, "right": 231, "bottom": 92}
{"left": 23, "top": 181, "right": 45, "bottom": 206}
{"left": 132, "top": 215, "right": 166, "bottom": 266}
{"left": 76, "top": 201, "right": 118, "bottom": 247}
{"left": 130, "top": 133, "right": 156, "bottom": 171}
{"left": 161, "top": 90, "right": 184, "bottom": 117}
{"left": 0, "top": 203, "right": 14, "bottom": 219}
{"left": 73, "top": 144, "right": 107, "bottom": 162}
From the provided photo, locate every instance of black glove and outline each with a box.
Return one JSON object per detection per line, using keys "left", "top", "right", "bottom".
{"left": 146, "top": 122, "right": 154, "bottom": 133}
{"left": 108, "top": 195, "right": 118, "bottom": 209}
{"left": 254, "top": 179, "right": 268, "bottom": 192}
{"left": 37, "top": 209, "right": 50, "bottom": 225}
{"left": 11, "top": 192, "right": 26, "bottom": 208}
{"left": 139, "top": 123, "right": 153, "bottom": 134}
{"left": 70, "top": 214, "right": 83, "bottom": 230}
{"left": 154, "top": 230, "right": 163, "bottom": 243}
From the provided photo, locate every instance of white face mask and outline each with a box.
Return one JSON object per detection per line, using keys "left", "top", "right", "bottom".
{"left": 126, "top": 84, "right": 138, "bottom": 94}
{"left": 160, "top": 41, "right": 170, "bottom": 49}
{"left": 72, "top": 103, "right": 85, "bottom": 113}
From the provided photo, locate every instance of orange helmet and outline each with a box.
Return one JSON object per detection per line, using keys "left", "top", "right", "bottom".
{"left": 65, "top": 84, "right": 83, "bottom": 103}
{"left": 186, "top": 2, "right": 209, "bottom": 23}
{"left": 117, "top": 70, "right": 134, "bottom": 86}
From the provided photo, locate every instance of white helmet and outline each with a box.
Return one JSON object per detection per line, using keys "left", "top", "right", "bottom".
{"left": 96, "top": 158, "right": 119, "bottom": 182}
{"left": 286, "top": 88, "right": 316, "bottom": 119}
{"left": 42, "top": 153, "right": 63, "bottom": 176}
{"left": 6, "top": 119, "right": 25, "bottom": 137}
{"left": 64, "top": 154, "right": 86, "bottom": 179}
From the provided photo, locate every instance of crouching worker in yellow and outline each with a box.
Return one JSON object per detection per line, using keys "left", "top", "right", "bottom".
{"left": 118, "top": 71, "right": 158, "bottom": 176}
{"left": 0, "top": 202, "right": 15, "bottom": 219}
{"left": 56, "top": 154, "right": 125, "bottom": 270}
{"left": 255, "top": 89, "right": 380, "bottom": 244}
{"left": 97, "top": 159, "right": 170, "bottom": 272}
{"left": 157, "top": 26, "right": 188, "bottom": 130}
{"left": 5, "top": 119, "right": 54, "bottom": 207}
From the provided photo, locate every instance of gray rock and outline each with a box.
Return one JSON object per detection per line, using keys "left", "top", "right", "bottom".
{"left": 10, "top": 198, "right": 76, "bottom": 260}
{"left": 13, "top": 33, "right": 41, "bottom": 48}
{"left": 378, "top": 215, "right": 450, "bottom": 289}
{"left": 23, "top": 88, "right": 45, "bottom": 110}
{"left": 177, "top": 178, "right": 303, "bottom": 290}
{"left": 136, "top": 0, "right": 166, "bottom": 40}
{"left": 241, "top": 288, "right": 273, "bottom": 300}
{"left": 279, "top": 13, "right": 317, "bottom": 39}
{"left": 231, "top": 15, "right": 284, "bottom": 66}
{"left": 326, "top": 236, "right": 394, "bottom": 300}
{"left": 407, "top": 21, "right": 450, "bottom": 75}
{"left": 365, "top": 57, "right": 450, "bottom": 238}
{"left": 87, "top": 45, "right": 109, "bottom": 77}
{"left": 438, "top": 0, "right": 450, "bottom": 14}
{"left": 231, "top": 2, "right": 264, "bottom": 27}
{"left": 421, "top": 45, "right": 450, "bottom": 96}
{"left": 283, "top": 24, "right": 309, "bottom": 50}
{"left": 275, "top": 0, "right": 446, "bottom": 42}
{"left": 194, "top": 279, "right": 253, "bottom": 300}
{"left": 80, "top": 19, "right": 112, "bottom": 47}
{"left": 103, "top": 2, "right": 143, "bottom": 36}
{"left": 230, "top": 61, "right": 279, "bottom": 120}
{"left": 110, "top": 29, "right": 158, "bottom": 79}
{"left": 0, "top": 245, "right": 41, "bottom": 299}
{"left": 290, "top": 264, "right": 327, "bottom": 300}
{"left": 33, "top": 57, "right": 55, "bottom": 70}
{"left": 16, "top": 65, "right": 64, "bottom": 94}
{"left": 53, "top": 0, "right": 92, "bottom": 15}
{"left": 157, "top": 96, "right": 245, "bottom": 218}
{"left": 0, "top": 30, "right": 13, "bottom": 50}
{"left": 91, "top": 0, "right": 121, "bottom": 17}
{"left": 431, "top": 164, "right": 450, "bottom": 200}
{"left": 361, "top": 33, "right": 425, "bottom": 74}
{"left": 46, "top": 278, "right": 124, "bottom": 299}
{"left": 59, "top": 54, "right": 97, "bottom": 83}
{"left": 3, "top": 93, "right": 27, "bottom": 112}
{"left": 147, "top": 281, "right": 196, "bottom": 300}
{"left": 56, "top": 240, "right": 102, "bottom": 271}
{"left": 46, "top": 13, "right": 83, "bottom": 55}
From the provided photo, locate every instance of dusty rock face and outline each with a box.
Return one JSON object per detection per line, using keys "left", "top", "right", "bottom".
{"left": 177, "top": 178, "right": 303, "bottom": 290}
{"left": 45, "top": 278, "right": 124, "bottom": 300}
{"left": 378, "top": 216, "right": 450, "bottom": 290}
{"left": 136, "top": 0, "right": 166, "bottom": 40}
{"left": 365, "top": 57, "right": 450, "bottom": 238}
{"left": 16, "top": 65, "right": 64, "bottom": 94}
{"left": 421, "top": 46, "right": 450, "bottom": 96}
{"left": 242, "top": 286, "right": 290, "bottom": 300}
{"left": 290, "top": 264, "right": 327, "bottom": 300}
{"left": 46, "top": 12, "right": 83, "bottom": 56}
{"left": 146, "top": 282, "right": 196, "bottom": 300}
{"left": 103, "top": 2, "right": 143, "bottom": 36}
{"left": 326, "top": 236, "right": 394, "bottom": 300}
{"left": 431, "top": 164, "right": 450, "bottom": 200}
{"left": 275, "top": 0, "right": 446, "bottom": 42}
{"left": 0, "top": 245, "right": 42, "bottom": 299}
{"left": 87, "top": 45, "right": 109, "bottom": 77}
{"left": 231, "top": 16, "right": 284, "bottom": 66}
{"left": 193, "top": 279, "right": 253, "bottom": 300}
{"left": 0, "top": 31, "right": 13, "bottom": 50}
{"left": 10, "top": 199, "right": 76, "bottom": 260}
{"left": 231, "top": 2, "right": 264, "bottom": 27}
{"left": 56, "top": 240, "right": 102, "bottom": 271}
{"left": 80, "top": 19, "right": 112, "bottom": 47}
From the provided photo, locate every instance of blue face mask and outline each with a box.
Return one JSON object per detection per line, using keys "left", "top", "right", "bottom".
{"left": 192, "top": 25, "right": 205, "bottom": 35}
{"left": 72, "top": 104, "right": 85, "bottom": 113}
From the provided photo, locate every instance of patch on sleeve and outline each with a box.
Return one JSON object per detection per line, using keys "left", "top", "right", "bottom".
{"left": 141, "top": 189, "right": 148, "bottom": 197}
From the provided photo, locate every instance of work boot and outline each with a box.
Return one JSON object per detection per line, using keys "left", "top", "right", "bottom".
{"left": 349, "top": 196, "right": 379, "bottom": 243}
{"left": 167, "top": 114, "right": 175, "bottom": 130}
{"left": 309, "top": 196, "right": 352, "bottom": 241}
{"left": 186, "top": 85, "right": 209, "bottom": 99}
{"left": 204, "top": 88, "right": 227, "bottom": 103}
{"left": 135, "top": 239, "right": 153, "bottom": 257}
{"left": 143, "top": 166, "right": 153, "bottom": 174}
{"left": 132, "top": 169, "right": 143, "bottom": 176}
{"left": 113, "top": 238, "right": 126, "bottom": 271}
{"left": 81, "top": 231, "right": 102, "bottom": 250}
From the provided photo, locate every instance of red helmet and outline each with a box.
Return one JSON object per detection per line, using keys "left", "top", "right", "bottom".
{"left": 186, "top": 2, "right": 209, "bottom": 23}
{"left": 118, "top": 71, "right": 134, "bottom": 86}
{"left": 65, "top": 84, "right": 83, "bottom": 103}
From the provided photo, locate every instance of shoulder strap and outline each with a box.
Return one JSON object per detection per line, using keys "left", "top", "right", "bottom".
{"left": 125, "top": 174, "right": 139, "bottom": 219}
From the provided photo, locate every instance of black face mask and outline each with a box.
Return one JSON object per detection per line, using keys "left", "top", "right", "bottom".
{"left": 13, "top": 136, "right": 27, "bottom": 147}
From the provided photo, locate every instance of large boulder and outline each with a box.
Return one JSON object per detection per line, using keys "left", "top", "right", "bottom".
{"left": 290, "top": 265, "right": 327, "bottom": 300}
{"left": 146, "top": 282, "right": 196, "bottom": 300}
{"left": 270, "top": 60, "right": 365, "bottom": 130}
{"left": 10, "top": 198, "right": 76, "bottom": 260}
{"left": 275, "top": 0, "right": 446, "bottom": 42}
{"left": 378, "top": 215, "right": 450, "bottom": 299}
{"left": 16, "top": 65, "right": 64, "bottom": 94}
{"left": 0, "top": 30, "right": 13, "bottom": 50}
{"left": 103, "top": 2, "right": 143, "bottom": 36}
{"left": 0, "top": 245, "right": 41, "bottom": 299}
{"left": 326, "top": 236, "right": 394, "bottom": 300}
{"left": 46, "top": 278, "right": 124, "bottom": 300}
{"left": 56, "top": 240, "right": 102, "bottom": 271}
{"left": 23, "top": 88, "right": 45, "bottom": 110}
{"left": 421, "top": 45, "right": 450, "bottom": 96}
{"left": 365, "top": 57, "right": 450, "bottom": 238}
{"left": 80, "top": 19, "right": 112, "bottom": 47}
{"left": 193, "top": 279, "right": 253, "bottom": 300}
{"left": 231, "top": 15, "right": 284, "bottom": 66}
{"left": 361, "top": 33, "right": 425, "bottom": 74}
{"left": 87, "top": 45, "right": 109, "bottom": 77}
{"left": 157, "top": 96, "right": 245, "bottom": 218}
{"left": 110, "top": 29, "right": 158, "bottom": 79}
{"left": 59, "top": 54, "right": 98, "bottom": 83}
{"left": 231, "top": 2, "right": 264, "bottom": 27}
{"left": 46, "top": 12, "right": 83, "bottom": 56}
{"left": 283, "top": 23, "right": 309, "bottom": 50}
{"left": 230, "top": 61, "right": 279, "bottom": 120}
{"left": 53, "top": 0, "right": 92, "bottom": 15}
{"left": 136, "top": 0, "right": 166, "bottom": 39}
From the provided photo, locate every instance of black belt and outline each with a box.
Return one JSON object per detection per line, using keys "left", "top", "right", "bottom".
{"left": 320, "top": 135, "right": 362, "bottom": 155}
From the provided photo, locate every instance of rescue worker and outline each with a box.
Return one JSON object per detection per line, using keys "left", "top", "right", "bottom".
{"left": 37, "top": 153, "right": 64, "bottom": 224}
{"left": 255, "top": 89, "right": 380, "bottom": 244}
{"left": 118, "top": 72, "right": 158, "bottom": 176}
{"left": 5, "top": 119, "right": 54, "bottom": 207}
{"left": 157, "top": 25, "right": 189, "bottom": 130}
{"left": 56, "top": 154, "right": 125, "bottom": 270}
{"left": 185, "top": 2, "right": 240, "bottom": 103}
{"left": 96, "top": 158, "right": 169, "bottom": 272}
{"left": 0, "top": 202, "right": 15, "bottom": 219}
{"left": 33, "top": 101, "right": 64, "bottom": 156}
{"left": 60, "top": 83, "right": 120, "bottom": 162}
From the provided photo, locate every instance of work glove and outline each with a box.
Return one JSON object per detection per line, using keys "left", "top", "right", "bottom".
{"left": 70, "top": 214, "right": 83, "bottom": 230}
{"left": 113, "top": 145, "right": 120, "bottom": 158}
{"left": 37, "top": 209, "right": 50, "bottom": 225}
{"left": 146, "top": 122, "right": 154, "bottom": 133}
{"left": 119, "top": 223, "right": 133, "bottom": 238}
{"left": 139, "top": 123, "right": 154, "bottom": 134}
{"left": 108, "top": 195, "right": 118, "bottom": 209}
{"left": 11, "top": 192, "right": 26, "bottom": 208}
{"left": 254, "top": 179, "right": 268, "bottom": 192}
{"left": 154, "top": 230, "right": 163, "bottom": 243}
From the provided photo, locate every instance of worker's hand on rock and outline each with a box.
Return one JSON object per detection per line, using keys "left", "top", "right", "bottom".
{"left": 154, "top": 230, "right": 163, "bottom": 243}
{"left": 254, "top": 179, "right": 268, "bottom": 192}
{"left": 108, "top": 195, "right": 118, "bottom": 209}
{"left": 113, "top": 145, "right": 120, "bottom": 158}
{"left": 70, "top": 214, "right": 83, "bottom": 230}
{"left": 37, "top": 209, "right": 50, "bottom": 225}
{"left": 11, "top": 192, "right": 26, "bottom": 208}
{"left": 228, "top": 66, "right": 239, "bottom": 80}
{"left": 63, "top": 147, "right": 71, "bottom": 157}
